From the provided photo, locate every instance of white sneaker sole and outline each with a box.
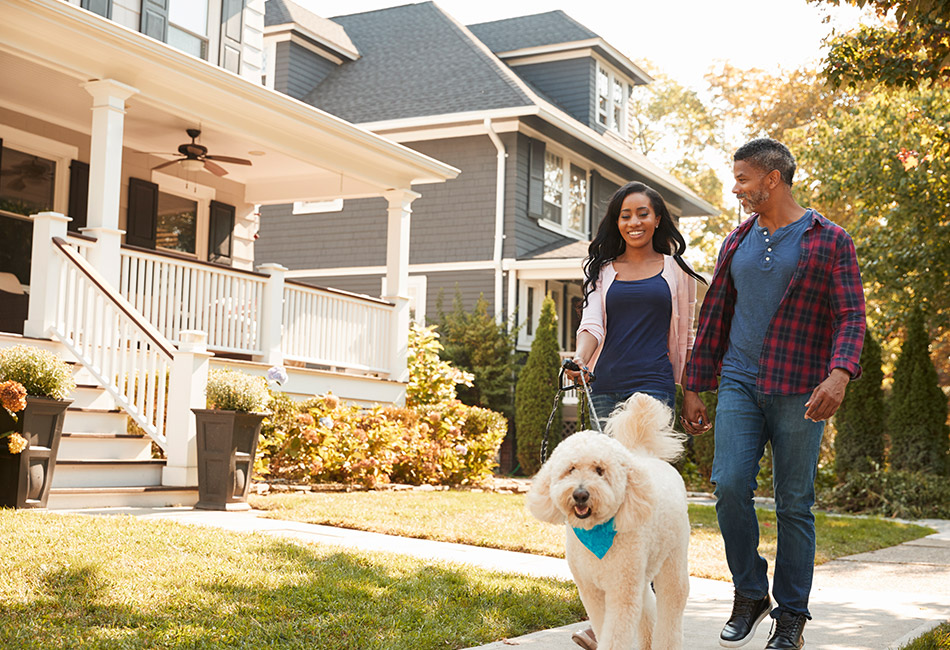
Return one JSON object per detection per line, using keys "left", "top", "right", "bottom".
{"left": 719, "top": 607, "right": 772, "bottom": 648}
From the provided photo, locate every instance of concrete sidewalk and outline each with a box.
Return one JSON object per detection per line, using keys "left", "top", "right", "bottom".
{"left": 64, "top": 506, "right": 950, "bottom": 650}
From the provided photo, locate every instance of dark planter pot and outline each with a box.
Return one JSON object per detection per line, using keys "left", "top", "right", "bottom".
{"left": 192, "top": 409, "right": 266, "bottom": 511}
{"left": 0, "top": 396, "right": 72, "bottom": 509}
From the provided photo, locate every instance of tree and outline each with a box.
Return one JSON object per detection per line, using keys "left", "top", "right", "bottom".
{"left": 887, "top": 308, "right": 949, "bottom": 475}
{"left": 406, "top": 323, "right": 473, "bottom": 408}
{"left": 514, "top": 296, "right": 562, "bottom": 475}
{"left": 437, "top": 292, "right": 518, "bottom": 417}
{"left": 834, "top": 327, "right": 887, "bottom": 478}
{"left": 809, "top": 0, "right": 950, "bottom": 88}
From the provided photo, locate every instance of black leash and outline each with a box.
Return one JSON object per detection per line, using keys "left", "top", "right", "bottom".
{"left": 540, "top": 359, "right": 603, "bottom": 463}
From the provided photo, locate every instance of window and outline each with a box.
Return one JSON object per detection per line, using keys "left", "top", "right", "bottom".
{"left": 542, "top": 149, "right": 589, "bottom": 236}
{"left": 596, "top": 63, "right": 627, "bottom": 136}
{"left": 0, "top": 147, "right": 55, "bottom": 217}
{"left": 168, "top": 0, "right": 209, "bottom": 58}
{"left": 156, "top": 191, "right": 197, "bottom": 254}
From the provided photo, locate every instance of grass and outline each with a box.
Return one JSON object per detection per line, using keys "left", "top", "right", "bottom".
{"left": 248, "top": 490, "right": 935, "bottom": 582}
{"left": 0, "top": 509, "right": 583, "bottom": 649}
{"left": 900, "top": 621, "right": 950, "bottom": 649}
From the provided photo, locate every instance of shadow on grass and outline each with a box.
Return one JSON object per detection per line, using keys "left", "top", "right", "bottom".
{"left": 0, "top": 539, "right": 583, "bottom": 650}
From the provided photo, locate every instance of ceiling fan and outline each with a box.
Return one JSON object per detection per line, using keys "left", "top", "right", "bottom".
{"left": 152, "top": 128, "right": 252, "bottom": 177}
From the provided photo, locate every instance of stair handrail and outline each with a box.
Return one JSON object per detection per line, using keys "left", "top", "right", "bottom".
{"left": 49, "top": 236, "right": 177, "bottom": 450}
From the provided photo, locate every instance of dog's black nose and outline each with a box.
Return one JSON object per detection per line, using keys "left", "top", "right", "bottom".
{"left": 573, "top": 487, "right": 589, "bottom": 504}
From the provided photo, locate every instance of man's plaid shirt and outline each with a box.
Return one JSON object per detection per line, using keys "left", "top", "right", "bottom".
{"left": 685, "top": 210, "right": 866, "bottom": 395}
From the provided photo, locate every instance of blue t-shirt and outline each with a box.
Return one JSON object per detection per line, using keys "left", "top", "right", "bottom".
{"left": 721, "top": 210, "right": 812, "bottom": 384}
{"left": 593, "top": 272, "right": 674, "bottom": 395}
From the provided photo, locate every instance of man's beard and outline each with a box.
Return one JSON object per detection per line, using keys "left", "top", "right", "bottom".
{"left": 739, "top": 189, "right": 770, "bottom": 214}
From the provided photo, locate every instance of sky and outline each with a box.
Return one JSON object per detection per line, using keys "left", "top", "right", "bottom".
{"left": 294, "top": 0, "right": 873, "bottom": 90}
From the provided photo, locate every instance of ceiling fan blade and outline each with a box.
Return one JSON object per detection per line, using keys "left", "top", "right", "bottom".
{"left": 203, "top": 159, "right": 229, "bottom": 176}
{"left": 205, "top": 155, "right": 252, "bottom": 165}
{"left": 152, "top": 159, "right": 183, "bottom": 171}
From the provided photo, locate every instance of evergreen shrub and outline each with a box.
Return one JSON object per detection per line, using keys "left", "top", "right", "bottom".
{"left": 834, "top": 327, "right": 887, "bottom": 479}
{"left": 820, "top": 468, "right": 950, "bottom": 519}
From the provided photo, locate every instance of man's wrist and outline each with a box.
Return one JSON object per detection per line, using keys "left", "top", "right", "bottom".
{"left": 829, "top": 367, "right": 851, "bottom": 381}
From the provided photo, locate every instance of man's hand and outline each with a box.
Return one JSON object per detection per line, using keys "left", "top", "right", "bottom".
{"left": 804, "top": 368, "right": 851, "bottom": 422}
{"left": 681, "top": 389, "right": 712, "bottom": 436}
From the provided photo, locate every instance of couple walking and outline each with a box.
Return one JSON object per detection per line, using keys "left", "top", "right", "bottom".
{"left": 567, "top": 137, "right": 866, "bottom": 649}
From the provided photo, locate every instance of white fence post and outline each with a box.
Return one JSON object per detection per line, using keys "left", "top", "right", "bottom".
{"left": 162, "top": 330, "right": 212, "bottom": 487}
{"left": 256, "top": 262, "right": 286, "bottom": 366}
{"left": 24, "top": 212, "right": 70, "bottom": 339}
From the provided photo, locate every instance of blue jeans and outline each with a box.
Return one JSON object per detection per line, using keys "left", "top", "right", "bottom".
{"left": 712, "top": 376, "right": 825, "bottom": 619}
{"left": 589, "top": 389, "right": 676, "bottom": 427}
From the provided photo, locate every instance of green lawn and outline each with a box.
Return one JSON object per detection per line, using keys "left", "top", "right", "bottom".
{"left": 900, "top": 621, "right": 950, "bottom": 649}
{"left": 248, "top": 490, "right": 935, "bottom": 582}
{"left": 0, "top": 509, "right": 583, "bottom": 650}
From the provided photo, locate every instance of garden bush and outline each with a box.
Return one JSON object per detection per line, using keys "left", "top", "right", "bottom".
{"left": 819, "top": 468, "right": 950, "bottom": 519}
{"left": 834, "top": 327, "right": 887, "bottom": 479}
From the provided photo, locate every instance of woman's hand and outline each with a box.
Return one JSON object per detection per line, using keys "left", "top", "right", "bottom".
{"left": 564, "top": 357, "right": 592, "bottom": 384}
{"left": 681, "top": 389, "right": 712, "bottom": 436}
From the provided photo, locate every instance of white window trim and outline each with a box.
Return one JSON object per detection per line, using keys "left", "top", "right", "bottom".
{"left": 0, "top": 124, "right": 78, "bottom": 217}
{"left": 150, "top": 171, "right": 214, "bottom": 260}
{"left": 595, "top": 61, "right": 628, "bottom": 137}
{"left": 292, "top": 199, "right": 344, "bottom": 215}
{"left": 541, "top": 142, "right": 589, "bottom": 239}
{"left": 517, "top": 279, "right": 546, "bottom": 350}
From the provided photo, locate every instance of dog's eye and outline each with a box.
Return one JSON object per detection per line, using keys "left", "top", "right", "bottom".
{"left": 595, "top": 466, "right": 605, "bottom": 476}
{"left": 568, "top": 465, "right": 576, "bottom": 473}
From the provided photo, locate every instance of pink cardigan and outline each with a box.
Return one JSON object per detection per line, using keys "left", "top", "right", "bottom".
{"left": 577, "top": 255, "right": 697, "bottom": 385}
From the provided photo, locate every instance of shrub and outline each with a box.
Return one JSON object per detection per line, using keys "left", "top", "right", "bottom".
{"left": 205, "top": 369, "right": 270, "bottom": 413}
{"left": 819, "top": 468, "right": 950, "bottom": 519}
{"left": 0, "top": 345, "right": 75, "bottom": 400}
{"left": 887, "top": 308, "right": 949, "bottom": 475}
{"left": 406, "top": 324, "right": 472, "bottom": 408}
{"left": 834, "top": 327, "right": 887, "bottom": 479}
{"left": 514, "top": 296, "right": 561, "bottom": 476}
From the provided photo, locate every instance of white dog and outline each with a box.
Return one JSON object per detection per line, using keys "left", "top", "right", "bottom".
{"left": 526, "top": 392, "right": 690, "bottom": 650}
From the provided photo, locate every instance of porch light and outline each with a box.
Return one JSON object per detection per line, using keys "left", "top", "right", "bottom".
{"left": 181, "top": 158, "right": 203, "bottom": 172}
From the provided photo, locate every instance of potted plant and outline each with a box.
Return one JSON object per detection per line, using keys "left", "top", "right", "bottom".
{"left": 193, "top": 369, "right": 271, "bottom": 511}
{"left": 0, "top": 345, "right": 75, "bottom": 509}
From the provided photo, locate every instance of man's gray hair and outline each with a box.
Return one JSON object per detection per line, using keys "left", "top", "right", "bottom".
{"left": 734, "top": 138, "right": 796, "bottom": 187}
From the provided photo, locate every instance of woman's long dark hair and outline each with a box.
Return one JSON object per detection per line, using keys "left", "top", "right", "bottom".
{"left": 582, "top": 181, "right": 707, "bottom": 306}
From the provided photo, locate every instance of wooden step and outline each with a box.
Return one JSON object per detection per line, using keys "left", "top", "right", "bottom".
{"left": 59, "top": 432, "right": 153, "bottom": 460}
{"left": 63, "top": 407, "right": 128, "bottom": 434}
{"left": 52, "top": 458, "right": 165, "bottom": 488}
{"left": 47, "top": 485, "right": 198, "bottom": 509}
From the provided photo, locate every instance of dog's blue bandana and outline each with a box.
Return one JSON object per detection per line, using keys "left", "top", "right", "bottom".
{"left": 572, "top": 517, "right": 617, "bottom": 559}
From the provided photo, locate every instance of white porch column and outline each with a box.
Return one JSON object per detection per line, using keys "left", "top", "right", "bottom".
{"left": 382, "top": 189, "right": 420, "bottom": 385}
{"left": 82, "top": 79, "right": 138, "bottom": 287}
{"left": 256, "top": 262, "right": 287, "bottom": 366}
{"left": 162, "top": 330, "right": 212, "bottom": 487}
{"left": 23, "top": 212, "right": 71, "bottom": 339}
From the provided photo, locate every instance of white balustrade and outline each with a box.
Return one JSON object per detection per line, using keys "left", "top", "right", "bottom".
{"left": 65, "top": 234, "right": 95, "bottom": 260}
{"left": 282, "top": 281, "right": 393, "bottom": 375}
{"left": 118, "top": 248, "right": 265, "bottom": 356}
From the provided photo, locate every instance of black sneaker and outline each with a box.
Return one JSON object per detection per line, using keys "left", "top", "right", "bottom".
{"left": 765, "top": 612, "right": 806, "bottom": 649}
{"left": 719, "top": 591, "right": 772, "bottom": 647}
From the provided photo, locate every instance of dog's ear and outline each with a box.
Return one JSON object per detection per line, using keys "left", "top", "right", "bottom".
{"left": 614, "top": 458, "right": 655, "bottom": 532}
{"left": 526, "top": 461, "right": 563, "bottom": 524}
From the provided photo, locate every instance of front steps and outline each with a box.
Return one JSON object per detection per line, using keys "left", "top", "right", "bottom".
{"left": 1, "top": 332, "right": 198, "bottom": 509}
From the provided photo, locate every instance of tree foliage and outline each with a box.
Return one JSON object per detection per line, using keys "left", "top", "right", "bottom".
{"left": 887, "top": 307, "right": 949, "bottom": 475}
{"left": 514, "top": 296, "right": 561, "bottom": 475}
{"left": 406, "top": 324, "right": 473, "bottom": 408}
{"left": 810, "top": 0, "right": 950, "bottom": 88}
{"left": 834, "top": 328, "right": 887, "bottom": 479}
{"left": 437, "top": 292, "right": 518, "bottom": 417}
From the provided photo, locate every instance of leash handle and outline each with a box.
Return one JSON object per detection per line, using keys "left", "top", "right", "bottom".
{"left": 562, "top": 359, "right": 603, "bottom": 434}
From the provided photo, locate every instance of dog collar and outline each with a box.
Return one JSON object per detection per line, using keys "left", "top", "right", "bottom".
{"left": 572, "top": 517, "right": 617, "bottom": 559}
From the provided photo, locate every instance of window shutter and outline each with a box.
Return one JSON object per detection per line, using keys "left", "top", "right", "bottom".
{"left": 219, "top": 0, "right": 245, "bottom": 74}
{"left": 208, "top": 200, "right": 235, "bottom": 264}
{"left": 140, "top": 0, "right": 169, "bottom": 42}
{"left": 68, "top": 160, "right": 90, "bottom": 233}
{"left": 527, "top": 138, "right": 545, "bottom": 219}
{"left": 81, "top": 0, "right": 112, "bottom": 19}
{"left": 126, "top": 177, "right": 158, "bottom": 249}
{"left": 589, "top": 171, "right": 618, "bottom": 235}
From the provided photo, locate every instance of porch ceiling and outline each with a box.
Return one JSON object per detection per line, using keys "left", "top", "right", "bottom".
{"left": 0, "top": 0, "right": 458, "bottom": 204}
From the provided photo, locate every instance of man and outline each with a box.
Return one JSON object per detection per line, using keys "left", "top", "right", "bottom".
{"left": 682, "top": 138, "right": 865, "bottom": 649}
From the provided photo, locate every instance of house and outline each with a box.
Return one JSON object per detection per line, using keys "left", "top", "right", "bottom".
{"left": 0, "top": 0, "right": 457, "bottom": 508}
{"left": 255, "top": 1, "right": 717, "bottom": 357}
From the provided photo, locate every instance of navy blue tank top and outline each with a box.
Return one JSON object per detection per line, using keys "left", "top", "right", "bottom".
{"left": 593, "top": 272, "right": 674, "bottom": 395}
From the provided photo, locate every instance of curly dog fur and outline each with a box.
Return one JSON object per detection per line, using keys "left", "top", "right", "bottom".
{"left": 527, "top": 392, "right": 690, "bottom": 650}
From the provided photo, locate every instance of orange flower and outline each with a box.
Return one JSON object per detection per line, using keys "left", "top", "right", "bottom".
{"left": 6, "top": 432, "right": 27, "bottom": 454}
{"left": 0, "top": 380, "right": 27, "bottom": 413}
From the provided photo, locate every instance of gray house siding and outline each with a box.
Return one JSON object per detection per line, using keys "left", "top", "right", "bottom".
{"left": 511, "top": 58, "right": 594, "bottom": 127}
{"left": 274, "top": 40, "right": 337, "bottom": 101}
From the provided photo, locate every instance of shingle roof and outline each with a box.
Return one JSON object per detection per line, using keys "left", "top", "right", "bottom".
{"left": 301, "top": 2, "right": 533, "bottom": 124}
{"left": 522, "top": 238, "right": 590, "bottom": 260}
{"left": 467, "top": 11, "right": 599, "bottom": 53}
{"left": 265, "top": 0, "right": 359, "bottom": 59}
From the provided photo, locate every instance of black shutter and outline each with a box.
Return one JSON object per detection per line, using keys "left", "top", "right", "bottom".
{"left": 140, "top": 0, "right": 169, "bottom": 42}
{"left": 81, "top": 0, "right": 112, "bottom": 19}
{"left": 527, "top": 138, "right": 545, "bottom": 219}
{"left": 208, "top": 200, "right": 235, "bottom": 264}
{"left": 589, "top": 171, "right": 618, "bottom": 235}
{"left": 126, "top": 178, "right": 158, "bottom": 249}
{"left": 219, "top": 0, "right": 244, "bottom": 74}
{"left": 68, "top": 160, "right": 90, "bottom": 233}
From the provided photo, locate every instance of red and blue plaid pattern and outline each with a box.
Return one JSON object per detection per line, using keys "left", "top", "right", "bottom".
{"left": 685, "top": 210, "right": 866, "bottom": 395}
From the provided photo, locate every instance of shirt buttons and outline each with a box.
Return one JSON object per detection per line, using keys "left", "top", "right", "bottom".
{"left": 765, "top": 256, "right": 771, "bottom": 261}
{"left": 767, "top": 247, "right": 772, "bottom": 252}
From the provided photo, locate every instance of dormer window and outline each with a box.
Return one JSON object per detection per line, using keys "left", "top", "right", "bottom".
{"left": 596, "top": 63, "right": 627, "bottom": 136}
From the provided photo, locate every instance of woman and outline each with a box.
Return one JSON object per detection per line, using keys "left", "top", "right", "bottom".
{"left": 569, "top": 181, "right": 706, "bottom": 423}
